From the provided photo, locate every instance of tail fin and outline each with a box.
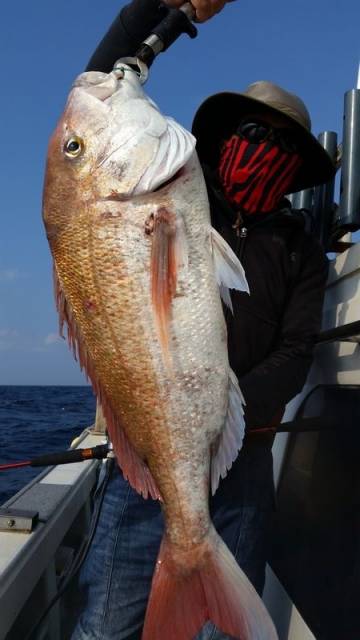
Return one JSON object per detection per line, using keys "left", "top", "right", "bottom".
{"left": 142, "top": 526, "right": 278, "bottom": 640}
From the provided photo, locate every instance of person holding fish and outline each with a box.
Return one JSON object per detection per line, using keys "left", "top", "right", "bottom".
{"left": 42, "top": 0, "right": 336, "bottom": 638}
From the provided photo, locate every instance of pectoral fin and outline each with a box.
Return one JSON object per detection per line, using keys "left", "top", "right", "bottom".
{"left": 210, "top": 227, "right": 249, "bottom": 312}
{"left": 150, "top": 208, "right": 187, "bottom": 362}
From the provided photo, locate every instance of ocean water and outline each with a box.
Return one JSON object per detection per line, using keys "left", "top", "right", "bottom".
{"left": 0, "top": 386, "right": 96, "bottom": 505}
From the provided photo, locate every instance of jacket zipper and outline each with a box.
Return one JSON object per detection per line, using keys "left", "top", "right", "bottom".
{"left": 238, "top": 227, "right": 248, "bottom": 261}
{"left": 223, "top": 224, "right": 247, "bottom": 325}
{"left": 233, "top": 212, "right": 248, "bottom": 260}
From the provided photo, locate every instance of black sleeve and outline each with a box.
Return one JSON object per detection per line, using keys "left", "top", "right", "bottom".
{"left": 86, "top": 0, "right": 168, "bottom": 72}
{"left": 239, "top": 238, "right": 329, "bottom": 428}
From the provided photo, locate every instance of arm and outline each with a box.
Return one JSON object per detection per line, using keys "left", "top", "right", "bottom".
{"left": 239, "top": 239, "right": 329, "bottom": 428}
{"left": 86, "top": 0, "right": 232, "bottom": 72}
{"left": 86, "top": 0, "right": 168, "bottom": 72}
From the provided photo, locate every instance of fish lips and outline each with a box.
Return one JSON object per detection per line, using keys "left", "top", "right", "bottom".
{"left": 72, "top": 71, "right": 120, "bottom": 102}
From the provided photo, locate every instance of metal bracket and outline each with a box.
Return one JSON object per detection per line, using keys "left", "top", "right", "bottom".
{"left": 0, "top": 508, "right": 39, "bottom": 533}
{"left": 317, "top": 320, "right": 360, "bottom": 344}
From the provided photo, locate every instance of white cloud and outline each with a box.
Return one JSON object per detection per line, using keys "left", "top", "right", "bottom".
{"left": 0, "top": 342, "right": 12, "bottom": 351}
{"left": 44, "top": 333, "right": 61, "bottom": 345}
{"left": 0, "top": 330, "right": 65, "bottom": 353}
{"left": 0, "top": 269, "right": 21, "bottom": 282}
{"left": 0, "top": 328, "right": 18, "bottom": 350}
{"left": 0, "top": 328, "right": 18, "bottom": 338}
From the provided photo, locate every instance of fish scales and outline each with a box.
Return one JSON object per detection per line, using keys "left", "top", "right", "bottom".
{"left": 43, "top": 66, "right": 278, "bottom": 640}
{"left": 52, "top": 156, "right": 227, "bottom": 541}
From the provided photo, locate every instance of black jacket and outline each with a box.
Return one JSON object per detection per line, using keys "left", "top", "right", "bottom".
{"left": 207, "top": 180, "right": 328, "bottom": 429}
{"left": 86, "top": 0, "right": 328, "bottom": 433}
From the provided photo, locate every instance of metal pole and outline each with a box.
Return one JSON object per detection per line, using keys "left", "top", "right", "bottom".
{"left": 336, "top": 89, "right": 360, "bottom": 230}
{"left": 290, "top": 188, "right": 313, "bottom": 212}
{"left": 313, "top": 131, "right": 338, "bottom": 248}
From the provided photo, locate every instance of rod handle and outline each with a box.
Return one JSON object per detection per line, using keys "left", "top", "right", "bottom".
{"left": 30, "top": 444, "right": 109, "bottom": 467}
{"left": 136, "top": 2, "right": 197, "bottom": 66}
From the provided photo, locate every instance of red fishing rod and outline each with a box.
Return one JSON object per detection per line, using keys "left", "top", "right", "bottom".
{"left": 1, "top": 415, "right": 348, "bottom": 472}
{"left": 0, "top": 443, "right": 110, "bottom": 471}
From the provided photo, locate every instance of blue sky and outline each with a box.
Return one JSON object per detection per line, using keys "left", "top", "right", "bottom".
{"left": 0, "top": 0, "right": 358, "bottom": 385}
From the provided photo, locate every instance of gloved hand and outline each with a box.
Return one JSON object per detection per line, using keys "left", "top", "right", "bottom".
{"left": 163, "top": 0, "right": 229, "bottom": 22}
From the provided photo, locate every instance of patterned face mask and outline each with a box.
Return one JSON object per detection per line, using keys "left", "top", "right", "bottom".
{"left": 218, "top": 135, "right": 302, "bottom": 214}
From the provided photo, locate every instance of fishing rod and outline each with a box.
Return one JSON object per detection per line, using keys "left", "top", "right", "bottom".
{"left": 114, "top": 2, "right": 197, "bottom": 83}
{"left": 135, "top": 2, "right": 197, "bottom": 67}
{"left": 0, "top": 443, "right": 110, "bottom": 471}
{"left": 1, "top": 414, "right": 353, "bottom": 472}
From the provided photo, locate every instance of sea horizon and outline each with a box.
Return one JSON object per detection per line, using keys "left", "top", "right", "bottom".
{"left": 0, "top": 383, "right": 91, "bottom": 387}
{"left": 0, "top": 385, "right": 96, "bottom": 504}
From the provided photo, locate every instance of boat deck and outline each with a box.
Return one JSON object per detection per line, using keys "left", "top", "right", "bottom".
{"left": 0, "top": 430, "right": 104, "bottom": 640}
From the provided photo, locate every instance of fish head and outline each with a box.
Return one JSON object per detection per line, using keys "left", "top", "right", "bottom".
{"left": 43, "top": 67, "right": 196, "bottom": 242}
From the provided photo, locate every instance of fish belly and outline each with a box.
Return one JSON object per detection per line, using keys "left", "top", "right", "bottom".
{"left": 52, "top": 155, "right": 229, "bottom": 509}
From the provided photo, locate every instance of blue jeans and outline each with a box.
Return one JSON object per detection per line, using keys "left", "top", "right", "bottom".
{"left": 71, "top": 443, "right": 274, "bottom": 640}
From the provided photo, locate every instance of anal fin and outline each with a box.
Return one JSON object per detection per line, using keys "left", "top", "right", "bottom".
{"left": 99, "top": 399, "right": 161, "bottom": 501}
{"left": 211, "top": 369, "right": 246, "bottom": 495}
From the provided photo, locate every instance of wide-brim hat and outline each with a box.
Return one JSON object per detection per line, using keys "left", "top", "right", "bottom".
{"left": 192, "top": 81, "right": 336, "bottom": 194}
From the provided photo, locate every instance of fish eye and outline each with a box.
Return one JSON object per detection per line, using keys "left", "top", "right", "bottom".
{"left": 64, "top": 136, "right": 84, "bottom": 158}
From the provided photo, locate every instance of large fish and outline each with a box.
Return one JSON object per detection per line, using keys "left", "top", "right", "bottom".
{"left": 42, "top": 63, "right": 278, "bottom": 640}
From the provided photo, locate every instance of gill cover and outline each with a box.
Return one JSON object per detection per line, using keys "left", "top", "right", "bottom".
{"left": 71, "top": 66, "right": 196, "bottom": 196}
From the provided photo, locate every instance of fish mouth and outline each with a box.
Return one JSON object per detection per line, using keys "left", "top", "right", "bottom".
{"left": 73, "top": 71, "right": 120, "bottom": 102}
{"left": 73, "top": 65, "right": 140, "bottom": 103}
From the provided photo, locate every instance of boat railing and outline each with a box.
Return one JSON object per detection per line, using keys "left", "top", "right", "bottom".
{"left": 0, "top": 429, "right": 105, "bottom": 640}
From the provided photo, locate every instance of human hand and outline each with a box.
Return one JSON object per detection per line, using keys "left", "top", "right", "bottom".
{"left": 163, "top": 0, "right": 229, "bottom": 23}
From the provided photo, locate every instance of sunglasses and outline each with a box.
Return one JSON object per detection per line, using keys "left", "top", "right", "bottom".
{"left": 236, "top": 119, "right": 300, "bottom": 154}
